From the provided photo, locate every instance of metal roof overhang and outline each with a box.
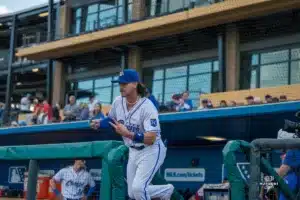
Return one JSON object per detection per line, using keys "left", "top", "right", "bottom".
{"left": 15, "top": 0, "right": 300, "bottom": 61}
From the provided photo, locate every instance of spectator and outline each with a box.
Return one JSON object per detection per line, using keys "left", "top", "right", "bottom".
{"left": 80, "top": 103, "right": 89, "bottom": 120}
{"left": 0, "top": 103, "right": 4, "bottom": 119}
{"left": 88, "top": 95, "right": 99, "bottom": 115}
{"left": 91, "top": 103, "right": 105, "bottom": 120}
{"left": 20, "top": 94, "right": 31, "bottom": 112}
{"left": 265, "top": 94, "right": 273, "bottom": 103}
{"left": 181, "top": 91, "right": 193, "bottom": 111}
{"left": 38, "top": 99, "right": 53, "bottom": 124}
{"left": 199, "top": 99, "right": 209, "bottom": 110}
{"left": 30, "top": 98, "right": 43, "bottom": 125}
{"left": 245, "top": 96, "right": 255, "bottom": 105}
{"left": 170, "top": 94, "right": 182, "bottom": 111}
{"left": 146, "top": 88, "right": 159, "bottom": 111}
{"left": 230, "top": 101, "right": 237, "bottom": 107}
{"left": 280, "top": 95, "right": 287, "bottom": 102}
{"left": 254, "top": 97, "right": 262, "bottom": 104}
{"left": 277, "top": 130, "right": 300, "bottom": 200}
{"left": 63, "top": 95, "right": 80, "bottom": 122}
{"left": 272, "top": 97, "right": 279, "bottom": 103}
{"left": 219, "top": 100, "right": 227, "bottom": 107}
{"left": 52, "top": 103, "right": 61, "bottom": 123}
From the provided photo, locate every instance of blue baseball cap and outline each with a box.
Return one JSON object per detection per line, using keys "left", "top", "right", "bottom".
{"left": 113, "top": 69, "right": 140, "bottom": 84}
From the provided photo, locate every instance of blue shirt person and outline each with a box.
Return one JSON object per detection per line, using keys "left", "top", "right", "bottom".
{"left": 278, "top": 150, "right": 300, "bottom": 200}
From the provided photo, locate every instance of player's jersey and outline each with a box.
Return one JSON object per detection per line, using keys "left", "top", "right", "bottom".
{"left": 108, "top": 96, "right": 161, "bottom": 147}
{"left": 53, "top": 166, "right": 95, "bottom": 199}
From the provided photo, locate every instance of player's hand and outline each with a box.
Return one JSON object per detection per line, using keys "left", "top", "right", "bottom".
{"left": 81, "top": 196, "right": 87, "bottom": 200}
{"left": 144, "top": 132, "right": 157, "bottom": 145}
{"left": 90, "top": 119, "right": 100, "bottom": 130}
{"left": 109, "top": 119, "right": 130, "bottom": 137}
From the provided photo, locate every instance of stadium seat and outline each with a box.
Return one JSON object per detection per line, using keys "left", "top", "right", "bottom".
{"left": 200, "top": 84, "right": 300, "bottom": 107}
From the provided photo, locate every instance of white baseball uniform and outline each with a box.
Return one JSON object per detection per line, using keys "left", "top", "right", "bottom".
{"left": 53, "top": 166, "right": 95, "bottom": 200}
{"left": 108, "top": 96, "right": 174, "bottom": 200}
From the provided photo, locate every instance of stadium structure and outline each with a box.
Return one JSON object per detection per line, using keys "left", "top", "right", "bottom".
{"left": 0, "top": 0, "right": 300, "bottom": 199}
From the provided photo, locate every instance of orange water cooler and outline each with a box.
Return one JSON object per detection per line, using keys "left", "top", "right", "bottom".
{"left": 23, "top": 173, "right": 51, "bottom": 199}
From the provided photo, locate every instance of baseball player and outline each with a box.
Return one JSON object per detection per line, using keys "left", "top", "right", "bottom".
{"left": 90, "top": 69, "right": 174, "bottom": 200}
{"left": 50, "top": 160, "right": 96, "bottom": 200}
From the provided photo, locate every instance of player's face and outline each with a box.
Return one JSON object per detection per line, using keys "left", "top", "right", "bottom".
{"left": 74, "top": 160, "right": 85, "bottom": 169}
{"left": 119, "top": 83, "right": 137, "bottom": 97}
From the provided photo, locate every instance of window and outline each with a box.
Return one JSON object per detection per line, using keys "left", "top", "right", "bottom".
{"left": 71, "top": 0, "right": 132, "bottom": 34}
{"left": 150, "top": 60, "right": 219, "bottom": 107}
{"left": 67, "top": 75, "right": 119, "bottom": 105}
{"left": 249, "top": 47, "right": 300, "bottom": 88}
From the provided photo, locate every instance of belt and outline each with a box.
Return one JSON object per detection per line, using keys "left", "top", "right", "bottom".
{"left": 130, "top": 145, "right": 145, "bottom": 150}
{"left": 65, "top": 198, "right": 81, "bottom": 200}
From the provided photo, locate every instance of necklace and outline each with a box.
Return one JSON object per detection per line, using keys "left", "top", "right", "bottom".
{"left": 126, "top": 96, "right": 140, "bottom": 105}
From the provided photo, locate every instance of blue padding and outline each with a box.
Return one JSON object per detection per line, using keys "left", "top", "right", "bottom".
{"left": 159, "top": 101, "right": 300, "bottom": 122}
{"left": 0, "top": 101, "right": 299, "bottom": 136}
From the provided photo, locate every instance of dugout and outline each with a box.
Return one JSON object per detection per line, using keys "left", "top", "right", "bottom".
{"left": 0, "top": 101, "right": 299, "bottom": 194}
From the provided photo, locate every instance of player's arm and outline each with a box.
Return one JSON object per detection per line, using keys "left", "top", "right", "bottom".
{"left": 90, "top": 100, "right": 117, "bottom": 130}
{"left": 278, "top": 150, "right": 298, "bottom": 177}
{"left": 85, "top": 174, "right": 96, "bottom": 198}
{"left": 50, "top": 169, "right": 64, "bottom": 196}
{"left": 110, "top": 104, "right": 159, "bottom": 145}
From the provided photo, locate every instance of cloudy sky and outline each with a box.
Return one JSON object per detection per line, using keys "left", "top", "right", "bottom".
{"left": 0, "top": 0, "right": 49, "bottom": 15}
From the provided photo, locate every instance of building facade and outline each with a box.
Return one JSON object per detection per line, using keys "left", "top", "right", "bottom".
{"left": 0, "top": 0, "right": 299, "bottom": 114}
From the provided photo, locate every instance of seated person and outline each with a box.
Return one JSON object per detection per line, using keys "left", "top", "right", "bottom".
{"left": 146, "top": 88, "right": 159, "bottom": 111}
{"left": 63, "top": 95, "right": 80, "bottom": 122}
{"left": 277, "top": 129, "right": 300, "bottom": 200}
{"left": 90, "top": 103, "right": 105, "bottom": 120}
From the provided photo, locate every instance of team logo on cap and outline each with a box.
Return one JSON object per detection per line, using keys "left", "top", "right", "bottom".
{"left": 119, "top": 71, "right": 124, "bottom": 76}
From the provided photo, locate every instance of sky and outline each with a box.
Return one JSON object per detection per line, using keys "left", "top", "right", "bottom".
{"left": 0, "top": 0, "right": 49, "bottom": 15}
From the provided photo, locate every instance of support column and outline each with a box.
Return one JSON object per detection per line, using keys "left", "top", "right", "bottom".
{"left": 52, "top": 61, "right": 66, "bottom": 106}
{"left": 132, "top": 0, "right": 146, "bottom": 21}
{"left": 47, "top": 0, "right": 54, "bottom": 104}
{"left": 3, "top": 15, "right": 17, "bottom": 124}
{"left": 122, "top": 0, "right": 129, "bottom": 23}
{"left": 218, "top": 31, "right": 226, "bottom": 92}
{"left": 225, "top": 24, "right": 240, "bottom": 91}
{"left": 128, "top": 47, "right": 143, "bottom": 79}
{"left": 52, "top": 1, "right": 70, "bottom": 105}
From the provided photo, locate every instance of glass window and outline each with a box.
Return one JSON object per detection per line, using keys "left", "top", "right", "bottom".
{"left": 260, "top": 63, "right": 288, "bottom": 88}
{"left": 86, "top": 13, "right": 98, "bottom": 31}
{"left": 113, "top": 84, "right": 120, "bottom": 100}
{"left": 100, "top": 1, "right": 116, "bottom": 10}
{"left": 152, "top": 80, "right": 163, "bottom": 103}
{"left": 153, "top": 69, "right": 164, "bottom": 80}
{"left": 169, "top": 0, "right": 184, "bottom": 12}
{"left": 74, "top": 19, "right": 81, "bottom": 34}
{"left": 75, "top": 8, "right": 82, "bottom": 17}
{"left": 189, "top": 74, "right": 212, "bottom": 94}
{"left": 95, "top": 77, "right": 112, "bottom": 88}
{"left": 260, "top": 50, "right": 289, "bottom": 65}
{"left": 118, "top": 6, "right": 124, "bottom": 24}
{"left": 213, "top": 61, "right": 219, "bottom": 72}
{"left": 251, "top": 54, "right": 259, "bottom": 65}
{"left": 88, "top": 4, "right": 99, "bottom": 13}
{"left": 128, "top": 3, "right": 132, "bottom": 22}
{"left": 95, "top": 87, "right": 112, "bottom": 104}
{"left": 165, "top": 66, "right": 187, "bottom": 78}
{"left": 164, "top": 77, "right": 186, "bottom": 102}
{"left": 291, "top": 61, "right": 300, "bottom": 84}
{"left": 99, "top": 8, "right": 117, "bottom": 28}
{"left": 250, "top": 70, "right": 257, "bottom": 89}
{"left": 291, "top": 48, "right": 300, "bottom": 60}
{"left": 78, "top": 80, "right": 93, "bottom": 90}
{"left": 189, "top": 62, "right": 211, "bottom": 74}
